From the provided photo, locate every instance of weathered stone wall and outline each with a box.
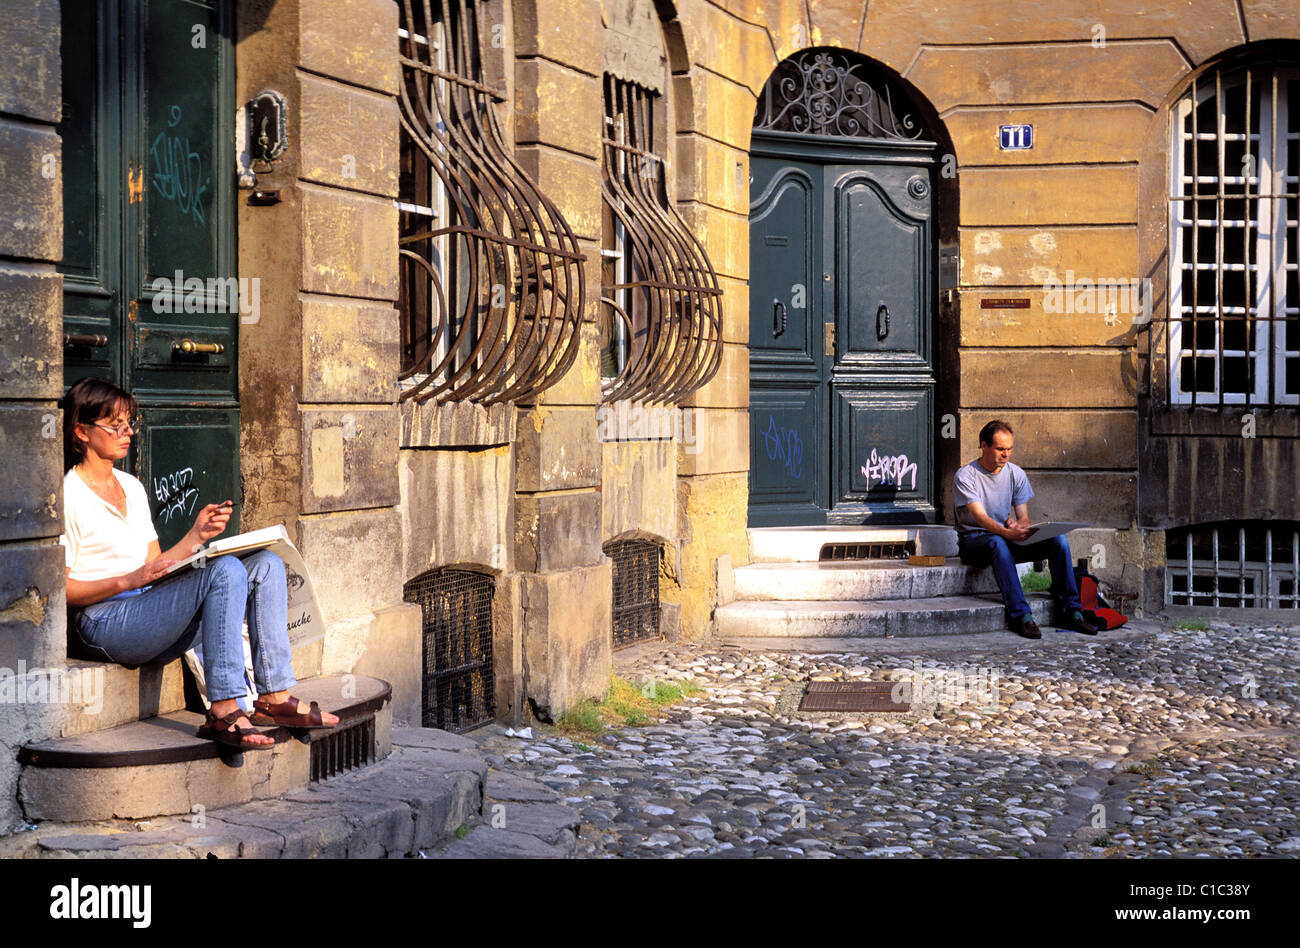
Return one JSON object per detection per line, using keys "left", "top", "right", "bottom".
{"left": 236, "top": 0, "right": 420, "bottom": 710}
{"left": 0, "top": 0, "right": 66, "bottom": 834}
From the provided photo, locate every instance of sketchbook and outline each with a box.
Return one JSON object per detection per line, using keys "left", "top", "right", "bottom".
{"left": 1009, "top": 521, "right": 1090, "bottom": 546}
{"left": 155, "top": 525, "right": 326, "bottom": 647}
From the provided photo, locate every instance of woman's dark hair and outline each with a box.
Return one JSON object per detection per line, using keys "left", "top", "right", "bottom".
{"left": 62, "top": 377, "right": 137, "bottom": 471}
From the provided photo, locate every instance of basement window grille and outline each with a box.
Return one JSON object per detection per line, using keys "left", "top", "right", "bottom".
{"left": 404, "top": 567, "right": 496, "bottom": 731}
{"left": 310, "top": 716, "right": 377, "bottom": 782}
{"left": 600, "top": 75, "right": 724, "bottom": 403}
{"left": 397, "top": 0, "right": 585, "bottom": 404}
{"left": 605, "top": 539, "right": 661, "bottom": 649}
{"left": 1165, "top": 520, "right": 1300, "bottom": 609}
{"left": 819, "top": 542, "right": 912, "bottom": 561}
{"left": 1167, "top": 63, "right": 1300, "bottom": 407}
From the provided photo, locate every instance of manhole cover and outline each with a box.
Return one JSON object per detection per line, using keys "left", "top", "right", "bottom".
{"left": 798, "top": 680, "right": 910, "bottom": 713}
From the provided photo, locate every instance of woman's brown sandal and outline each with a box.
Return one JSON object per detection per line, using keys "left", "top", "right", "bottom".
{"left": 248, "top": 696, "right": 338, "bottom": 730}
{"left": 197, "top": 708, "right": 276, "bottom": 751}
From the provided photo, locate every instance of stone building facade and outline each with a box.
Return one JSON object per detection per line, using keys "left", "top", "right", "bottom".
{"left": 2, "top": 0, "right": 1299, "bottom": 831}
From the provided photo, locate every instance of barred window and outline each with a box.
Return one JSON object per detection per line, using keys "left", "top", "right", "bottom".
{"left": 1166, "top": 521, "right": 1300, "bottom": 609}
{"left": 600, "top": 75, "right": 723, "bottom": 403}
{"left": 397, "top": 0, "right": 584, "bottom": 404}
{"left": 1168, "top": 64, "right": 1300, "bottom": 407}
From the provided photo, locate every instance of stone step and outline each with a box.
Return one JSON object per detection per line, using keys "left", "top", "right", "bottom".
{"left": 748, "top": 525, "right": 960, "bottom": 563}
{"left": 732, "top": 559, "right": 1034, "bottom": 601}
{"left": 0, "top": 727, "right": 523, "bottom": 859}
{"left": 17, "top": 674, "right": 390, "bottom": 822}
{"left": 714, "top": 593, "right": 1053, "bottom": 639}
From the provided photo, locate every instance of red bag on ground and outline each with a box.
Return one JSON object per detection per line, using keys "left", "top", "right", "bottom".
{"left": 1079, "top": 574, "right": 1128, "bottom": 630}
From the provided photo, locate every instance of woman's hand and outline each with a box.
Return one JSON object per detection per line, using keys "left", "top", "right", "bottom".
{"left": 191, "top": 501, "right": 233, "bottom": 544}
{"left": 123, "top": 557, "right": 178, "bottom": 590}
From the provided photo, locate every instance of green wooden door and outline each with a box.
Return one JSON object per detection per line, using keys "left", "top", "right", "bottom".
{"left": 749, "top": 135, "right": 937, "bottom": 525}
{"left": 60, "top": 0, "right": 239, "bottom": 550}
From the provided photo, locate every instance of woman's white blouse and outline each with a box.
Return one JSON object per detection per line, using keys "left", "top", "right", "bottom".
{"left": 60, "top": 468, "right": 159, "bottom": 582}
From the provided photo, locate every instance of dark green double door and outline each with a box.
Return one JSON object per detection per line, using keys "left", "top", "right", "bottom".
{"left": 61, "top": 0, "right": 240, "bottom": 549}
{"left": 748, "top": 135, "right": 937, "bottom": 526}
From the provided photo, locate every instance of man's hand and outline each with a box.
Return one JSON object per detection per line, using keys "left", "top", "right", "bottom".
{"left": 1002, "top": 516, "right": 1032, "bottom": 542}
{"left": 191, "top": 501, "right": 233, "bottom": 544}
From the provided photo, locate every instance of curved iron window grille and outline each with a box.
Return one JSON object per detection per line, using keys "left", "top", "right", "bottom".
{"left": 397, "top": 0, "right": 585, "bottom": 404}
{"left": 1166, "top": 64, "right": 1300, "bottom": 407}
{"left": 754, "top": 48, "right": 925, "bottom": 141}
{"left": 601, "top": 75, "right": 724, "bottom": 403}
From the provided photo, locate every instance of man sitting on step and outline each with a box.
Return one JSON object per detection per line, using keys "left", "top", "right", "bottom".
{"left": 952, "top": 420, "right": 1098, "bottom": 639}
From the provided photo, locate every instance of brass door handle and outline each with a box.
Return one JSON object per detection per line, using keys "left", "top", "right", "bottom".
{"left": 64, "top": 333, "right": 109, "bottom": 347}
{"left": 173, "top": 339, "right": 225, "bottom": 355}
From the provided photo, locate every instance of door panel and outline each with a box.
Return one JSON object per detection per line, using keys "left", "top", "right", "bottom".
{"left": 61, "top": 0, "right": 239, "bottom": 539}
{"left": 749, "top": 138, "right": 937, "bottom": 526}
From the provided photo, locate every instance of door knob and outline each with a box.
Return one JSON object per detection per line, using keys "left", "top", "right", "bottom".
{"left": 772, "top": 299, "right": 787, "bottom": 338}
{"left": 173, "top": 339, "right": 225, "bottom": 355}
{"left": 876, "top": 303, "right": 890, "bottom": 340}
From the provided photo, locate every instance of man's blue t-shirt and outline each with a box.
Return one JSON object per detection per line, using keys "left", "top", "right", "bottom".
{"left": 953, "top": 459, "right": 1033, "bottom": 533}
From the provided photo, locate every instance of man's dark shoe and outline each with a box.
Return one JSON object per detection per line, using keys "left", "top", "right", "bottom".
{"left": 1010, "top": 615, "right": 1041, "bottom": 639}
{"left": 1059, "top": 609, "right": 1099, "bottom": 635}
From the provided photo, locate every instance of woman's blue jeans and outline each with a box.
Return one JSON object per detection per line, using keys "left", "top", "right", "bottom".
{"left": 957, "top": 531, "right": 1082, "bottom": 624}
{"left": 75, "top": 550, "right": 297, "bottom": 703}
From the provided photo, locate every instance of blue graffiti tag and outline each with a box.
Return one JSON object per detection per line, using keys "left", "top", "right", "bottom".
{"left": 150, "top": 107, "right": 210, "bottom": 226}
{"left": 761, "top": 415, "right": 804, "bottom": 480}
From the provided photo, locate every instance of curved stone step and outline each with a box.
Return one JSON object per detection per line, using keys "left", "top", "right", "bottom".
{"left": 714, "top": 593, "right": 1053, "bottom": 639}
{"left": 17, "top": 674, "right": 391, "bottom": 822}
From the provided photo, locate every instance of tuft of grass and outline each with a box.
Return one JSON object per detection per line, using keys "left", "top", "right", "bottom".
{"left": 1121, "top": 760, "right": 1161, "bottom": 777}
{"left": 572, "top": 740, "right": 593, "bottom": 753}
{"left": 554, "top": 674, "right": 703, "bottom": 737}
{"left": 1173, "top": 617, "right": 1208, "bottom": 630}
{"left": 1022, "top": 571, "right": 1052, "bottom": 592}
{"left": 455, "top": 823, "right": 469, "bottom": 839}
{"left": 1091, "top": 834, "right": 1113, "bottom": 848}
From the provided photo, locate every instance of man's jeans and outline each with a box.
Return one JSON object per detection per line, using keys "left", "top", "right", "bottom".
{"left": 957, "top": 531, "right": 1082, "bottom": 623}
{"left": 74, "top": 550, "right": 296, "bottom": 703}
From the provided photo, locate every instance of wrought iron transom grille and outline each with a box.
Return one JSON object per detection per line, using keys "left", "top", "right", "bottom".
{"left": 1166, "top": 520, "right": 1300, "bottom": 609}
{"left": 601, "top": 75, "right": 724, "bottom": 403}
{"left": 605, "top": 538, "right": 662, "bottom": 649}
{"left": 404, "top": 567, "right": 496, "bottom": 731}
{"left": 1166, "top": 64, "right": 1300, "bottom": 407}
{"left": 310, "top": 716, "right": 377, "bottom": 782}
{"left": 397, "top": 0, "right": 585, "bottom": 404}
{"left": 753, "top": 48, "right": 926, "bottom": 141}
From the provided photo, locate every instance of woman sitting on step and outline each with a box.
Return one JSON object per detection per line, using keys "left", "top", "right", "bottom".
{"left": 60, "top": 377, "right": 338, "bottom": 750}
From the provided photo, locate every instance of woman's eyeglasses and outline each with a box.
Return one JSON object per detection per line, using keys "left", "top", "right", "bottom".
{"left": 89, "top": 417, "right": 142, "bottom": 437}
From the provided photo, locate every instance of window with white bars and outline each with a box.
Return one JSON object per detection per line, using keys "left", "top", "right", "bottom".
{"left": 1165, "top": 521, "right": 1300, "bottom": 610}
{"left": 1168, "top": 65, "right": 1300, "bottom": 407}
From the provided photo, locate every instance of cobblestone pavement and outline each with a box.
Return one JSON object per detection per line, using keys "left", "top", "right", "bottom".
{"left": 473, "top": 621, "right": 1300, "bottom": 858}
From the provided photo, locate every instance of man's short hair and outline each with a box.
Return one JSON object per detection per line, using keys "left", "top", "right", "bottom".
{"left": 978, "top": 419, "right": 1014, "bottom": 446}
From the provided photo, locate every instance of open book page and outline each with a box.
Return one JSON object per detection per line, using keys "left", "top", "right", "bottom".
{"left": 1009, "top": 521, "right": 1091, "bottom": 546}
{"left": 153, "top": 525, "right": 326, "bottom": 647}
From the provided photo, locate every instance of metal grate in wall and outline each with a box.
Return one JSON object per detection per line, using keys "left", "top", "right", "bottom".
{"left": 310, "top": 716, "right": 376, "bottom": 782}
{"left": 819, "top": 542, "right": 913, "bottom": 561}
{"left": 606, "top": 539, "right": 661, "bottom": 649}
{"left": 404, "top": 567, "right": 496, "bottom": 732}
{"left": 1166, "top": 521, "right": 1300, "bottom": 609}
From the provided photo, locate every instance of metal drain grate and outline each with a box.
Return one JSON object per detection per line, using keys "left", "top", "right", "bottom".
{"left": 606, "top": 539, "right": 661, "bottom": 649}
{"left": 404, "top": 567, "right": 496, "bottom": 732}
{"left": 798, "top": 681, "right": 910, "bottom": 713}
{"left": 310, "top": 716, "right": 376, "bottom": 782}
{"left": 819, "top": 542, "right": 913, "bottom": 561}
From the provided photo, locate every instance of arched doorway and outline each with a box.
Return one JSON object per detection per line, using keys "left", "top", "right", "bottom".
{"left": 748, "top": 49, "right": 942, "bottom": 526}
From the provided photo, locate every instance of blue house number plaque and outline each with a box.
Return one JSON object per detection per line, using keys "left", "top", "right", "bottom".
{"left": 1000, "top": 124, "right": 1033, "bottom": 150}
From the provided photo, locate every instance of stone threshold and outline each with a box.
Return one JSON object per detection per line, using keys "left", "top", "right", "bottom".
{"left": 0, "top": 727, "right": 580, "bottom": 859}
